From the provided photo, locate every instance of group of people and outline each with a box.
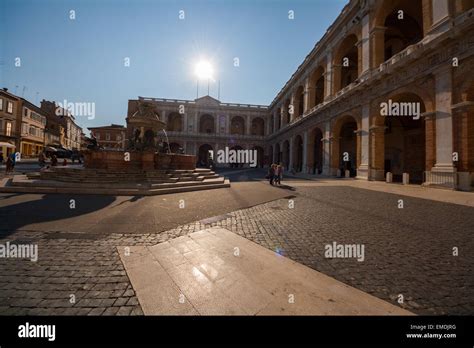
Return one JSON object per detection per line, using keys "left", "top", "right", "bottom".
{"left": 267, "top": 163, "right": 283, "bottom": 186}
{"left": 0, "top": 152, "right": 16, "bottom": 174}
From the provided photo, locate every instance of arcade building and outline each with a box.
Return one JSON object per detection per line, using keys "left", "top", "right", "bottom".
{"left": 123, "top": 0, "right": 474, "bottom": 191}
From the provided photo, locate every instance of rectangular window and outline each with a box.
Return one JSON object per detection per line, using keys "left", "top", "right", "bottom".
{"left": 7, "top": 101, "right": 13, "bottom": 114}
{"left": 0, "top": 98, "right": 3, "bottom": 111}
{"left": 106, "top": 133, "right": 111, "bottom": 140}
{"left": 24, "top": 108, "right": 29, "bottom": 117}
{"left": 6, "top": 122, "right": 12, "bottom": 136}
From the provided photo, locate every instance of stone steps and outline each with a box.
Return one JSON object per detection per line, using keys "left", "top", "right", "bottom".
{"left": 1, "top": 175, "right": 230, "bottom": 196}
{"left": 30, "top": 167, "right": 216, "bottom": 184}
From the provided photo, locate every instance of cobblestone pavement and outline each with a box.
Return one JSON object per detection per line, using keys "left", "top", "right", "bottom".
{"left": 0, "top": 227, "right": 194, "bottom": 315}
{"left": 0, "top": 184, "right": 473, "bottom": 315}
{"left": 164, "top": 186, "right": 474, "bottom": 315}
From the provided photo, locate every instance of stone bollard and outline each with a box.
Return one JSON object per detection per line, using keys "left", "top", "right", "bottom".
{"left": 386, "top": 172, "right": 393, "bottom": 183}
{"left": 337, "top": 169, "right": 342, "bottom": 177}
{"left": 345, "top": 170, "right": 350, "bottom": 178}
{"left": 402, "top": 172, "right": 409, "bottom": 185}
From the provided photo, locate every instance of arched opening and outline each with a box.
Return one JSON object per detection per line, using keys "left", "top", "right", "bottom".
{"left": 383, "top": 93, "right": 426, "bottom": 183}
{"left": 295, "top": 86, "right": 304, "bottom": 118}
{"left": 199, "top": 114, "right": 215, "bottom": 134}
{"left": 282, "top": 140, "right": 290, "bottom": 169}
{"left": 309, "top": 66, "right": 325, "bottom": 109}
{"left": 284, "top": 99, "right": 291, "bottom": 124}
{"left": 332, "top": 116, "right": 358, "bottom": 177}
{"left": 312, "top": 128, "right": 324, "bottom": 174}
{"left": 230, "top": 145, "right": 244, "bottom": 168}
{"left": 293, "top": 135, "right": 303, "bottom": 172}
{"left": 197, "top": 144, "right": 213, "bottom": 167}
{"left": 252, "top": 146, "right": 264, "bottom": 168}
{"left": 230, "top": 116, "right": 246, "bottom": 135}
{"left": 167, "top": 112, "right": 183, "bottom": 132}
{"left": 383, "top": 2, "right": 423, "bottom": 61}
{"left": 334, "top": 34, "right": 359, "bottom": 93}
{"left": 251, "top": 117, "right": 265, "bottom": 136}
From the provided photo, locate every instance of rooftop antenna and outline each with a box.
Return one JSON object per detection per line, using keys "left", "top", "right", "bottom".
{"left": 218, "top": 80, "right": 220, "bottom": 101}
{"left": 35, "top": 92, "right": 39, "bottom": 104}
{"left": 196, "top": 80, "right": 199, "bottom": 99}
{"left": 22, "top": 86, "right": 27, "bottom": 98}
{"left": 14, "top": 85, "right": 19, "bottom": 94}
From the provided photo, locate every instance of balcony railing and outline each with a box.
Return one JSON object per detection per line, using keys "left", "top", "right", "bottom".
{"left": 165, "top": 130, "right": 265, "bottom": 140}
{"left": 139, "top": 97, "right": 268, "bottom": 110}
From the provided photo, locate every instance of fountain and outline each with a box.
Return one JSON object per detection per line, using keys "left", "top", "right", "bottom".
{"left": 0, "top": 99, "right": 230, "bottom": 196}
{"left": 83, "top": 100, "right": 195, "bottom": 171}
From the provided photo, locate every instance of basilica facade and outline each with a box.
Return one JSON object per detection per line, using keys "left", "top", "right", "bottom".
{"left": 127, "top": 0, "right": 474, "bottom": 190}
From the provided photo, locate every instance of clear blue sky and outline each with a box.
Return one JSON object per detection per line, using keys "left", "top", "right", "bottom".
{"left": 1, "top": 0, "right": 347, "bottom": 130}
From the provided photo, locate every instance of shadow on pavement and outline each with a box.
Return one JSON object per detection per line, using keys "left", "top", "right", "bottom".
{"left": 0, "top": 194, "right": 117, "bottom": 238}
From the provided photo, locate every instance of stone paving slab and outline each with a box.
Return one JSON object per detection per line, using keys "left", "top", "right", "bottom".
{"left": 286, "top": 178, "right": 474, "bottom": 207}
{"left": 118, "top": 227, "right": 412, "bottom": 315}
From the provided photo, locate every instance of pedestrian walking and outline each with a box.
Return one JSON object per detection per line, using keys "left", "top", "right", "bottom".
{"left": 275, "top": 163, "right": 283, "bottom": 185}
{"left": 10, "top": 152, "right": 16, "bottom": 171}
{"left": 267, "top": 164, "right": 275, "bottom": 185}
{"left": 0, "top": 152, "right": 3, "bottom": 164}
{"left": 5, "top": 155, "right": 13, "bottom": 174}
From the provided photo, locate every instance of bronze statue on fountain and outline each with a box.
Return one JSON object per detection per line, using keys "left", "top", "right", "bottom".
{"left": 83, "top": 98, "right": 196, "bottom": 170}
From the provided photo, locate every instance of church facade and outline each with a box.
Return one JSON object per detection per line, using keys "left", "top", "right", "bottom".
{"left": 126, "top": 0, "right": 474, "bottom": 190}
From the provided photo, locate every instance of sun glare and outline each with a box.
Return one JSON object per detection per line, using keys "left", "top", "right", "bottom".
{"left": 195, "top": 60, "right": 214, "bottom": 80}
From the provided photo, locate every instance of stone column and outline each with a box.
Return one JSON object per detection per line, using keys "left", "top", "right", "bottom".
{"left": 306, "top": 130, "right": 315, "bottom": 174}
{"left": 288, "top": 136, "right": 294, "bottom": 171}
{"left": 431, "top": 66, "right": 456, "bottom": 175}
{"left": 304, "top": 76, "right": 313, "bottom": 113}
{"left": 360, "top": 13, "right": 371, "bottom": 75}
{"left": 370, "top": 26, "right": 387, "bottom": 69}
{"left": 324, "top": 52, "right": 333, "bottom": 100}
{"left": 322, "top": 121, "right": 331, "bottom": 175}
{"left": 357, "top": 104, "right": 370, "bottom": 179}
{"left": 183, "top": 112, "right": 188, "bottom": 133}
{"left": 424, "top": 112, "right": 437, "bottom": 171}
{"left": 194, "top": 112, "right": 199, "bottom": 133}
{"left": 246, "top": 115, "right": 251, "bottom": 135}
{"left": 281, "top": 104, "right": 287, "bottom": 127}
{"left": 226, "top": 114, "right": 231, "bottom": 134}
{"left": 369, "top": 126, "right": 385, "bottom": 181}
{"left": 302, "top": 131, "right": 308, "bottom": 173}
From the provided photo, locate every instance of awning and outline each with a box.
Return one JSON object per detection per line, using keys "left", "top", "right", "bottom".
{"left": 0, "top": 142, "right": 15, "bottom": 149}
